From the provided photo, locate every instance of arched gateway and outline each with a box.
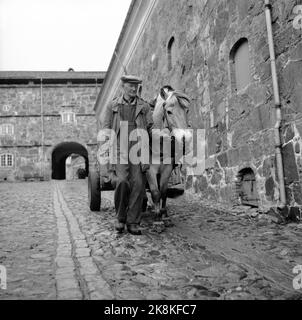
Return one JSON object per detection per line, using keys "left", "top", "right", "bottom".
{"left": 51, "top": 142, "right": 89, "bottom": 180}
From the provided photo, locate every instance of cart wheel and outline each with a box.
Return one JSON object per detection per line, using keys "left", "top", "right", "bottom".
{"left": 88, "top": 170, "right": 101, "bottom": 211}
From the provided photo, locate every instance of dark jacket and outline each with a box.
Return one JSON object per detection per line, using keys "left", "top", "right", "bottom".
{"left": 99, "top": 95, "right": 153, "bottom": 172}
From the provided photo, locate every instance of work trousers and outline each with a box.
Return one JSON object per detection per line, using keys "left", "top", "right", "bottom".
{"left": 114, "top": 163, "right": 145, "bottom": 226}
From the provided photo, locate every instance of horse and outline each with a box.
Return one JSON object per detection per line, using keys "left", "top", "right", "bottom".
{"left": 146, "top": 86, "right": 193, "bottom": 223}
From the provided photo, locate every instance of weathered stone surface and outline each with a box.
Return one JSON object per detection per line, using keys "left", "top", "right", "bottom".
{"left": 285, "top": 186, "right": 294, "bottom": 205}
{"left": 238, "top": 145, "right": 252, "bottom": 163}
{"left": 227, "top": 149, "right": 240, "bottom": 167}
{"left": 296, "top": 122, "right": 302, "bottom": 138}
{"left": 75, "top": 248, "right": 91, "bottom": 258}
{"left": 210, "top": 169, "right": 223, "bottom": 185}
{"left": 74, "top": 240, "right": 88, "bottom": 249}
{"left": 0, "top": 72, "right": 103, "bottom": 181}
{"left": 265, "top": 177, "right": 275, "bottom": 202}
{"left": 288, "top": 207, "right": 301, "bottom": 222}
{"left": 262, "top": 157, "right": 275, "bottom": 177}
{"left": 56, "top": 277, "right": 79, "bottom": 291}
{"left": 0, "top": 182, "right": 57, "bottom": 300}
{"left": 196, "top": 175, "right": 208, "bottom": 193}
{"left": 293, "top": 182, "right": 302, "bottom": 205}
{"left": 284, "top": 125, "right": 295, "bottom": 143}
{"left": 282, "top": 143, "right": 299, "bottom": 185}
{"left": 217, "top": 152, "right": 228, "bottom": 168}
{"left": 2, "top": 180, "right": 302, "bottom": 301}
{"left": 295, "top": 143, "right": 300, "bottom": 154}
{"left": 57, "top": 289, "right": 82, "bottom": 300}
{"left": 92, "top": 0, "right": 302, "bottom": 210}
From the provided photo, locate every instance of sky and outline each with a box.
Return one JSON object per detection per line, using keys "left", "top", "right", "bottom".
{"left": 0, "top": 0, "right": 132, "bottom": 71}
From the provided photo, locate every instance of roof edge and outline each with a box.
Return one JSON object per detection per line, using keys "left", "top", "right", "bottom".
{"left": 0, "top": 71, "right": 106, "bottom": 80}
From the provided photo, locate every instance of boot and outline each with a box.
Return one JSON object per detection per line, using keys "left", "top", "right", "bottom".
{"left": 127, "top": 224, "right": 142, "bottom": 235}
{"left": 115, "top": 220, "right": 125, "bottom": 233}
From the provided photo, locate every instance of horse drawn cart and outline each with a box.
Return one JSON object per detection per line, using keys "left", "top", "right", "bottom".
{"left": 88, "top": 159, "right": 184, "bottom": 212}
{"left": 88, "top": 86, "right": 190, "bottom": 213}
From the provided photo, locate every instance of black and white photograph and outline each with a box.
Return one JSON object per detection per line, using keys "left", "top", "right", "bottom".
{"left": 1, "top": 0, "right": 302, "bottom": 306}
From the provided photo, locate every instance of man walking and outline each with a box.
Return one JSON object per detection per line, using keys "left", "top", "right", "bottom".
{"left": 101, "top": 75, "right": 153, "bottom": 235}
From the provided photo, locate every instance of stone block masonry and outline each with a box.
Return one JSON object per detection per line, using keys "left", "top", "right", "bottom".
{"left": 0, "top": 71, "right": 105, "bottom": 181}
{"left": 53, "top": 181, "right": 114, "bottom": 300}
{"left": 99, "top": 0, "right": 302, "bottom": 214}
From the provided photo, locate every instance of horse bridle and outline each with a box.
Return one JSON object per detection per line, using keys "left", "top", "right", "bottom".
{"left": 162, "top": 97, "right": 190, "bottom": 133}
{"left": 162, "top": 101, "right": 173, "bottom": 133}
{"left": 161, "top": 91, "right": 191, "bottom": 161}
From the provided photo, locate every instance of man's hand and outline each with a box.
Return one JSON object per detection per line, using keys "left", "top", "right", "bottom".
{"left": 109, "top": 171, "right": 118, "bottom": 188}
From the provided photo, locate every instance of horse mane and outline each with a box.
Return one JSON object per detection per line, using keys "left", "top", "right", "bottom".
{"left": 153, "top": 95, "right": 166, "bottom": 129}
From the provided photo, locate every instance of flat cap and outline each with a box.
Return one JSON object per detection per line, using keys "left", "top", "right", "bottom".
{"left": 121, "top": 75, "right": 142, "bottom": 84}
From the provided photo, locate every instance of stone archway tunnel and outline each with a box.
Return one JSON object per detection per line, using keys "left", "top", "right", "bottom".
{"left": 52, "top": 142, "right": 89, "bottom": 180}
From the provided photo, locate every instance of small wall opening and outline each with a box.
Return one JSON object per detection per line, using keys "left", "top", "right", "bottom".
{"left": 167, "top": 36, "right": 175, "bottom": 71}
{"left": 236, "top": 168, "right": 259, "bottom": 207}
{"left": 230, "top": 38, "right": 251, "bottom": 92}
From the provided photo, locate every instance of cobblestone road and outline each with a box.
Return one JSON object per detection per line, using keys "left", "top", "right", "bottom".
{"left": 1, "top": 180, "right": 302, "bottom": 300}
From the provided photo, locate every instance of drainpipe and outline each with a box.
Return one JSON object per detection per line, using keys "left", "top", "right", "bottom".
{"left": 264, "top": 0, "right": 286, "bottom": 208}
{"left": 40, "top": 78, "right": 44, "bottom": 179}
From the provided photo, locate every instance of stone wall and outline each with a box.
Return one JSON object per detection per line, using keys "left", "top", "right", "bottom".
{"left": 122, "top": 0, "right": 302, "bottom": 212}
{"left": 0, "top": 81, "right": 101, "bottom": 181}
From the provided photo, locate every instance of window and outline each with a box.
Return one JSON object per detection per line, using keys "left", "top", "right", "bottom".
{"left": 230, "top": 38, "right": 251, "bottom": 92}
{"left": 3, "top": 105, "right": 11, "bottom": 112}
{"left": 62, "top": 112, "right": 76, "bottom": 124}
{"left": 0, "top": 124, "right": 14, "bottom": 136}
{"left": 167, "top": 37, "right": 175, "bottom": 71}
{"left": 0, "top": 154, "right": 13, "bottom": 167}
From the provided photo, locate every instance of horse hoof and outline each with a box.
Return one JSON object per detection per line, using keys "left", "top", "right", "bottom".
{"left": 160, "top": 209, "right": 168, "bottom": 218}
{"left": 154, "top": 212, "right": 162, "bottom": 222}
{"left": 152, "top": 221, "right": 165, "bottom": 233}
{"left": 142, "top": 198, "right": 148, "bottom": 212}
{"left": 163, "top": 219, "right": 174, "bottom": 228}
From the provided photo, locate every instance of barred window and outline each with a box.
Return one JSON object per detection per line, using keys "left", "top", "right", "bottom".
{"left": 0, "top": 124, "right": 14, "bottom": 136}
{"left": 0, "top": 155, "right": 5, "bottom": 167}
{"left": 62, "top": 112, "right": 76, "bottom": 124}
{"left": 0, "top": 154, "right": 13, "bottom": 167}
{"left": 3, "top": 105, "right": 11, "bottom": 112}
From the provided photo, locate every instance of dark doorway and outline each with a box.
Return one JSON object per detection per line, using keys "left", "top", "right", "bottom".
{"left": 236, "top": 168, "right": 259, "bottom": 207}
{"left": 52, "top": 142, "right": 89, "bottom": 180}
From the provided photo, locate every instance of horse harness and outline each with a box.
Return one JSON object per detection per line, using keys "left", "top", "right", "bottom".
{"left": 161, "top": 93, "right": 190, "bottom": 132}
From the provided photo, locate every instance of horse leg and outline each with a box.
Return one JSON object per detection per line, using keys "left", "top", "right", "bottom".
{"left": 159, "top": 164, "right": 174, "bottom": 219}
{"left": 141, "top": 188, "right": 148, "bottom": 213}
{"left": 146, "top": 166, "right": 161, "bottom": 221}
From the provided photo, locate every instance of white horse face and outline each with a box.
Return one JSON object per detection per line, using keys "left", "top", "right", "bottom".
{"left": 153, "top": 87, "right": 193, "bottom": 152}
{"left": 164, "top": 94, "right": 192, "bottom": 146}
